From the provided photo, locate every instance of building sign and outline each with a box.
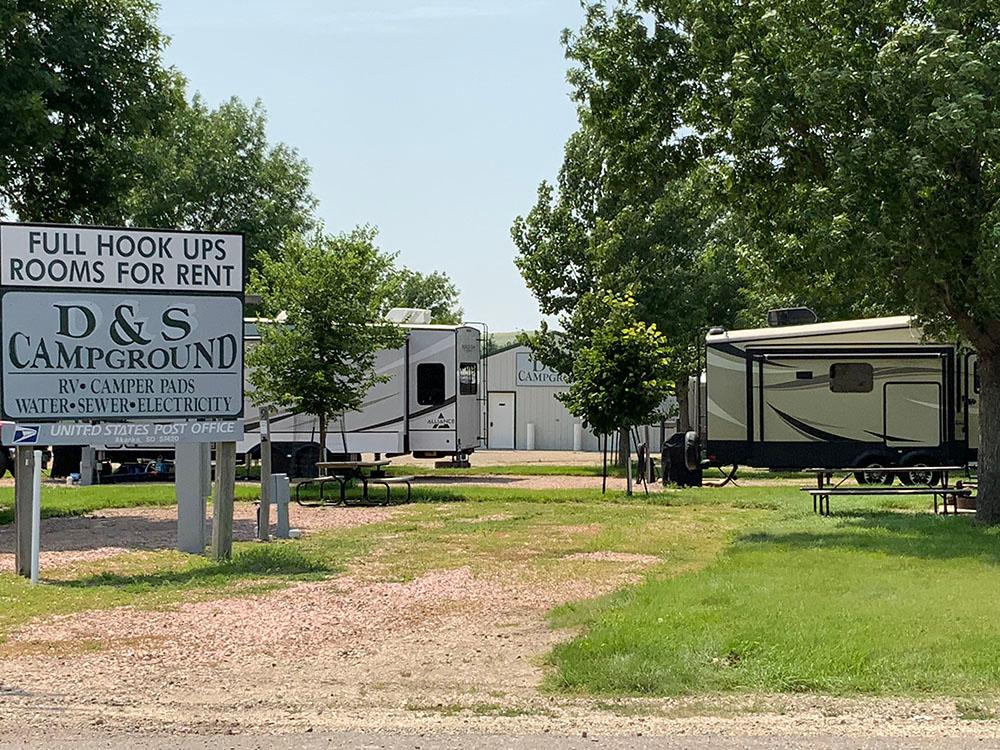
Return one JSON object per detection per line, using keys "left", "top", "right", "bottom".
{"left": 515, "top": 352, "right": 568, "bottom": 387}
{"left": 1, "top": 420, "right": 244, "bottom": 447}
{"left": 0, "top": 223, "right": 243, "bottom": 424}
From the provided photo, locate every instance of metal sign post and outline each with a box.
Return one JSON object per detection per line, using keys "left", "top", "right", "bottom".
{"left": 30, "top": 450, "right": 41, "bottom": 584}
{"left": 13, "top": 447, "right": 34, "bottom": 577}
{"left": 258, "top": 407, "right": 272, "bottom": 542}
{"left": 212, "top": 442, "right": 237, "bottom": 560}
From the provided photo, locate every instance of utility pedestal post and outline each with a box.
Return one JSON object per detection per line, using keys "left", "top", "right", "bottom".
{"left": 176, "top": 442, "right": 208, "bottom": 554}
{"left": 258, "top": 407, "right": 272, "bottom": 541}
{"left": 14, "top": 447, "right": 36, "bottom": 578}
{"left": 79, "top": 447, "right": 96, "bottom": 486}
{"left": 211, "top": 441, "right": 237, "bottom": 560}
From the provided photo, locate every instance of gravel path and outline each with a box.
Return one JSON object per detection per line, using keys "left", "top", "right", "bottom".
{"left": 3, "top": 731, "right": 999, "bottom": 749}
{"left": 0, "top": 502, "right": 393, "bottom": 572}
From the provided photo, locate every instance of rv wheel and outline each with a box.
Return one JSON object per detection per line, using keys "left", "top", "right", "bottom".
{"left": 899, "top": 453, "right": 941, "bottom": 486}
{"left": 683, "top": 432, "right": 700, "bottom": 471}
{"left": 853, "top": 458, "right": 893, "bottom": 486}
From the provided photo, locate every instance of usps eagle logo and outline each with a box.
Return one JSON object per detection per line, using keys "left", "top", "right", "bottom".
{"left": 12, "top": 425, "right": 40, "bottom": 444}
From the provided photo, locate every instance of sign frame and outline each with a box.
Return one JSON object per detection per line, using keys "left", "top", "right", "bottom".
{"left": 0, "top": 221, "right": 245, "bottom": 424}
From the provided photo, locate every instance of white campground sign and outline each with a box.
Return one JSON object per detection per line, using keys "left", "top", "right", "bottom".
{"left": 0, "top": 223, "right": 244, "bottom": 425}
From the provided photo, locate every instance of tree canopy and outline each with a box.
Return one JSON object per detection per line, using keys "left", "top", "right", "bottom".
{"left": 559, "top": 292, "right": 674, "bottom": 436}
{"left": 125, "top": 95, "right": 316, "bottom": 269}
{"left": 384, "top": 267, "right": 464, "bottom": 324}
{"left": 0, "top": 0, "right": 181, "bottom": 222}
{"left": 512, "top": 7, "right": 745, "bottom": 427}
{"left": 0, "top": 0, "right": 315, "bottom": 271}
{"left": 247, "top": 228, "right": 404, "bottom": 450}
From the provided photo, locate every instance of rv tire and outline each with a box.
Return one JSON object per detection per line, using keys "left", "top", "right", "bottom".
{"left": 853, "top": 455, "right": 894, "bottom": 485}
{"left": 683, "top": 432, "right": 700, "bottom": 471}
{"left": 899, "top": 452, "right": 941, "bottom": 486}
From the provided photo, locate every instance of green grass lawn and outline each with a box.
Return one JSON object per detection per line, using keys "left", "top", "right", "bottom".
{"left": 548, "top": 490, "right": 1000, "bottom": 698}
{"left": 4, "top": 478, "right": 1000, "bottom": 700}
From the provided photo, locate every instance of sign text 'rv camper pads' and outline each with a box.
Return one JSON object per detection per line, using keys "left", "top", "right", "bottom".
{"left": 0, "top": 223, "right": 244, "bottom": 422}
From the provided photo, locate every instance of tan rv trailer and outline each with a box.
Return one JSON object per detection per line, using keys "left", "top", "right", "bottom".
{"left": 697, "top": 316, "right": 978, "bottom": 480}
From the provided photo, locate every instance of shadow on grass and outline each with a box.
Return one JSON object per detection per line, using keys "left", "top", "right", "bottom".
{"left": 739, "top": 510, "right": 1000, "bottom": 563}
{"left": 53, "top": 545, "right": 334, "bottom": 591}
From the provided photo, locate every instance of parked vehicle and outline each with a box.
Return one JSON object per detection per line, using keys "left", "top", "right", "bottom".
{"left": 106, "top": 459, "right": 176, "bottom": 483}
{"left": 240, "top": 319, "right": 483, "bottom": 464}
{"left": 690, "top": 313, "right": 977, "bottom": 484}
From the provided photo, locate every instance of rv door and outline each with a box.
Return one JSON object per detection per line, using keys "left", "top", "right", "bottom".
{"left": 884, "top": 382, "right": 942, "bottom": 448}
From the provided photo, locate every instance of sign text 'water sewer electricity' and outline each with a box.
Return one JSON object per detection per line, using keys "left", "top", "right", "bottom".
{"left": 0, "top": 223, "right": 244, "bottom": 423}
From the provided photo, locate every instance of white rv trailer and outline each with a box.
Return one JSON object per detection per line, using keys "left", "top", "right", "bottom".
{"left": 241, "top": 321, "right": 483, "bottom": 462}
{"left": 697, "top": 316, "right": 978, "bottom": 476}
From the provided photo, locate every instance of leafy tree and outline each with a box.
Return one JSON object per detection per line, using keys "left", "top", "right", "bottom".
{"left": 384, "top": 267, "right": 464, "bottom": 324}
{"left": 124, "top": 96, "right": 316, "bottom": 269}
{"left": 0, "top": 0, "right": 181, "bottom": 222}
{"left": 512, "top": 7, "right": 744, "bottom": 430}
{"left": 248, "top": 228, "right": 404, "bottom": 454}
{"left": 558, "top": 292, "right": 674, "bottom": 493}
{"left": 631, "top": 0, "right": 1000, "bottom": 522}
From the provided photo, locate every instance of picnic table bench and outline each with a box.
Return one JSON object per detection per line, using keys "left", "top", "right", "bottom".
{"left": 295, "top": 459, "right": 413, "bottom": 507}
{"left": 803, "top": 466, "right": 973, "bottom": 516}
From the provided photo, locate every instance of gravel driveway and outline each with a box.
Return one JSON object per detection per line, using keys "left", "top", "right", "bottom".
{"left": 1, "top": 501, "right": 998, "bottom": 743}
{"left": 4, "top": 731, "right": 999, "bottom": 750}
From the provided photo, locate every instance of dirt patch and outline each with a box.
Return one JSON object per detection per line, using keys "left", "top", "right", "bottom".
{"left": 0, "top": 559, "right": 635, "bottom": 733}
{"left": 563, "top": 551, "right": 661, "bottom": 564}
{"left": 456, "top": 513, "right": 514, "bottom": 524}
{"left": 0, "top": 503, "right": 393, "bottom": 572}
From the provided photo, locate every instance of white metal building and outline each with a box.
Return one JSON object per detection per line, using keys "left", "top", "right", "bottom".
{"left": 484, "top": 344, "right": 674, "bottom": 452}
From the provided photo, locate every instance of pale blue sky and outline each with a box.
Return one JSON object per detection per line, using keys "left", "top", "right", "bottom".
{"left": 157, "top": 0, "right": 584, "bottom": 330}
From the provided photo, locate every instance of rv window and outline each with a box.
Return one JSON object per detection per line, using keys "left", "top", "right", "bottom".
{"left": 829, "top": 363, "right": 873, "bottom": 393}
{"left": 974, "top": 360, "right": 981, "bottom": 394}
{"left": 417, "top": 363, "right": 447, "bottom": 405}
{"left": 459, "top": 362, "right": 478, "bottom": 395}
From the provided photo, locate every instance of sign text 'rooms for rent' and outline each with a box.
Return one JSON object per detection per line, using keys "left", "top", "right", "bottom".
{"left": 0, "top": 223, "right": 244, "bottom": 422}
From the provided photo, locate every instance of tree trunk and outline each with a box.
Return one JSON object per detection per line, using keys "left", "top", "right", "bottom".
{"left": 615, "top": 427, "right": 629, "bottom": 467}
{"left": 676, "top": 378, "right": 692, "bottom": 433}
{"left": 977, "top": 352, "right": 1000, "bottom": 524}
{"left": 318, "top": 414, "right": 328, "bottom": 465}
{"left": 601, "top": 433, "right": 608, "bottom": 495}
{"left": 625, "top": 427, "right": 633, "bottom": 496}
{"left": 617, "top": 427, "right": 631, "bottom": 478}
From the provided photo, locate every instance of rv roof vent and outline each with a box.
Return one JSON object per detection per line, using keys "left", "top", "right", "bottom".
{"left": 708, "top": 326, "right": 726, "bottom": 336}
{"left": 386, "top": 307, "right": 432, "bottom": 325}
{"left": 767, "top": 307, "right": 818, "bottom": 327}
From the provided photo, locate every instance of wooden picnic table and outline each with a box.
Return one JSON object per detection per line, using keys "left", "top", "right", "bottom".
{"left": 803, "top": 466, "right": 972, "bottom": 516}
{"left": 296, "top": 459, "right": 412, "bottom": 507}
{"left": 316, "top": 458, "right": 392, "bottom": 475}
